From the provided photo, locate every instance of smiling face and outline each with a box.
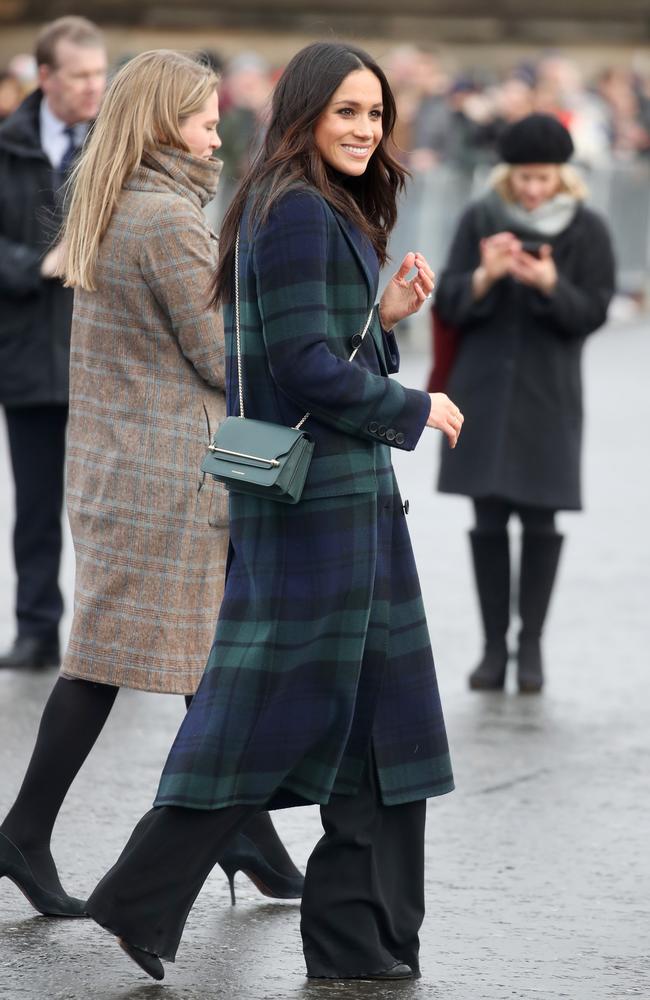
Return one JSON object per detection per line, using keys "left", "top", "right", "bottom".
{"left": 313, "top": 67, "right": 383, "bottom": 176}
{"left": 179, "top": 89, "right": 221, "bottom": 159}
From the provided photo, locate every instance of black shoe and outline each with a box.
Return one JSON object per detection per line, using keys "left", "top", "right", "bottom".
{"left": 309, "top": 963, "right": 414, "bottom": 982}
{"left": 0, "top": 636, "right": 60, "bottom": 670}
{"left": 358, "top": 963, "right": 414, "bottom": 981}
{"left": 218, "top": 831, "right": 304, "bottom": 905}
{"left": 119, "top": 939, "right": 164, "bottom": 981}
{"left": 0, "top": 831, "right": 87, "bottom": 917}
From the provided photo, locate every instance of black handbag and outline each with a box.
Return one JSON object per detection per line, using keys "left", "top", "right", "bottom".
{"left": 201, "top": 230, "right": 374, "bottom": 503}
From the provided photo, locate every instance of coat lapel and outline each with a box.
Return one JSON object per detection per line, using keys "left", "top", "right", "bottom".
{"left": 332, "top": 210, "right": 377, "bottom": 302}
{"left": 332, "top": 209, "right": 385, "bottom": 359}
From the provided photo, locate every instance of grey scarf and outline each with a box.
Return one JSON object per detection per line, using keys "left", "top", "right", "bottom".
{"left": 482, "top": 188, "right": 579, "bottom": 239}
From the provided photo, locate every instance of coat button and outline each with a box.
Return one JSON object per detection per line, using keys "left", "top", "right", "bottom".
{"left": 377, "top": 425, "right": 387, "bottom": 437}
{"left": 403, "top": 499, "right": 410, "bottom": 515}
{"left": 385, "top": 428, "right": 396, "bottom": 442}
{"left": 368, "top": 421, "right": 378, "bottom": 433}
{"left": 351, "top": 333, "right": 363, "bottom": 349}
{"left": 395, "top": 432, "right": 405, "bottom": 445}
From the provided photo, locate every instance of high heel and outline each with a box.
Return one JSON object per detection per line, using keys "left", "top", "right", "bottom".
{"left": 119, "top": 938, "right": 164, "bottom": 980}
{"left": 0, "top": 831, "right": 87, "bottom": 917}
{"left": 218, "top": 832, "right": 304, "bottom": 904}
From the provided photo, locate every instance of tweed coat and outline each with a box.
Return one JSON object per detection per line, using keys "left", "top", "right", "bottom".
{"left": 436, "top": 192, "right": 615, "bottom": 510}
{"left": 60, "top": 147, "right": 228, "bottom": 694}
{"left": 154, "top": 187, "right": 454, "bottom": 810}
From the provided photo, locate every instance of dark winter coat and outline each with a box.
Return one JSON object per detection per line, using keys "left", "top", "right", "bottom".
{"left": 436, "top": 194, "right": 616, "bottom": 510}
{"left": 154, "top": 187, "right": 454, "bottom": 811}
{"left": 0, "top": 89, "right": 76, "bottom": 406}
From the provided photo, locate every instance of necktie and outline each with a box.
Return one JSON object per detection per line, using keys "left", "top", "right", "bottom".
{"left": 59, "top": 126, "right": 78, "bottom": 175}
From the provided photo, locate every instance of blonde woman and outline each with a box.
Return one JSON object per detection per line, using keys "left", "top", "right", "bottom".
{"left": 0, "top": 50, "right": 302, "bottom": 919}
{"left": 435, "top": 113, "right": 616, "bottom": 693}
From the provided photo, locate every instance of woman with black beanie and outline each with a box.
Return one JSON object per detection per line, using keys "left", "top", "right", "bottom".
{"left": 435, "top": 113, "right": 616, "bottom": 693}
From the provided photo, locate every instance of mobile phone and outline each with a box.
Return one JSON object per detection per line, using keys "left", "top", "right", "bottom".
{"left": 520, "top": 240, "right": 543, "bottom": 258}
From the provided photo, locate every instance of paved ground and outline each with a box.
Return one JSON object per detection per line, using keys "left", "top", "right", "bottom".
{"left": 1, "top": 314, "right": 649, "bottom": 1000}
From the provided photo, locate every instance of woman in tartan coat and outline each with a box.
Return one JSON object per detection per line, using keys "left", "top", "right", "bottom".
{"left": 85, "top": 42, "right": 464, "bottom": 984}
{"left": 0, "top": 52, "right": 302, "bottom": 923}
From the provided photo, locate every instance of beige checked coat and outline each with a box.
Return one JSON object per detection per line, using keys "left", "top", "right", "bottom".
{"left": 61, "top": 147, "right": 227, "bottom": 694}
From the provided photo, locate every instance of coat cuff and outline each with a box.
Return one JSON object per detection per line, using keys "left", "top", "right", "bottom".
{"left": 365, "top": 387, "right": 430, "bottom": 451}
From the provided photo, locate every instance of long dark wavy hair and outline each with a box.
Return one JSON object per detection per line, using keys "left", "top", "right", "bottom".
{"left": 211, "top": 41, "right": 407, "bottom": 307}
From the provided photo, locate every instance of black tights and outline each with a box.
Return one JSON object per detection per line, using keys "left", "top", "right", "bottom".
{"left": 474, "top": 497, "right": 556, "bottom": 535}
{"left": 1, "top": 677, "right": 118, "bottom": 893}
{"left": 1, "top": 680, "right": 294, "bottom": 895}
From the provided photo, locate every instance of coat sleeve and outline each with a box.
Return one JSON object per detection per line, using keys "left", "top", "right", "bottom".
{"left": 435, "top": 205, "right": 506, "bottom": 328}
{"left": 139, "top": 201, "right": 225, "bottom": 389}
{"left": 0, "top": 234, "right": 43, "bottom": 296}
{"left": 252, "top": 190, "right": 430, "bottom": 451}
{"left": 528, "top": 210, "right": 616, "bottom": 339}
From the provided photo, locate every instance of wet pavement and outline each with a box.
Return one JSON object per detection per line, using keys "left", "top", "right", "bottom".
{"left": 1, "top": 314, "right": 649, "bottom": 999}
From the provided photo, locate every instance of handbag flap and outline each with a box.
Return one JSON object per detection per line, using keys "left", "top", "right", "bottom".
{"left": 205, "top": 416, "right": 308, "bottom": 470}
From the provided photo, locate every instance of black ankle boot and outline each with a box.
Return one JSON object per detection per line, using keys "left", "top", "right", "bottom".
{"left": 517, "top": 531, "right": 563, "bottom": 693}
{"left": 468, "top": 530, "right": 510, "bottom": 691}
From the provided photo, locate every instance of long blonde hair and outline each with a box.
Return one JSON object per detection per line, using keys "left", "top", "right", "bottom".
{"left": 63, "top": 49, "right": 218, "bottom": 291}
{"left": 490, "top": 162, "right": 589, "bottom": 203}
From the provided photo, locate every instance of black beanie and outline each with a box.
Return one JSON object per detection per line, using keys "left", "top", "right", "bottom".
{"left": 498, "top": 113, "right": 574, "bottom": 165}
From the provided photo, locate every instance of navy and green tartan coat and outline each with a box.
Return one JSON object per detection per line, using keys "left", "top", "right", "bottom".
{"left": 154, "top": 187, "right": 454, "bottom": 810}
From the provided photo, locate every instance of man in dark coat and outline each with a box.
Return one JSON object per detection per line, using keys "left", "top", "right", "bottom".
{"left": 0, "top": 17, "right": 107, "bottom": 669}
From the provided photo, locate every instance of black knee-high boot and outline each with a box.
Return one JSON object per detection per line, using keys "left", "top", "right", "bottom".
{"left": 468, "top": 530, "right": 511, "bottom": 691}
{"left": 517, "top": 531, "right": 564, "bottom": 693}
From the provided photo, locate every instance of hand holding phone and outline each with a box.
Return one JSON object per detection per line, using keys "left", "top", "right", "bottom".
{"left": 510, "top": 241, "right": 557, "bottom": 295}
{"left": 520, "top": 240, "right": 544, "bottom": 259}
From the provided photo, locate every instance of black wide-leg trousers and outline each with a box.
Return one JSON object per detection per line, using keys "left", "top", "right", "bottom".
{"left": 301, "top": 753, "right": 426, "bottom": 978}
{"left": 87, "top": 754, "right": 426, "bottom": 975}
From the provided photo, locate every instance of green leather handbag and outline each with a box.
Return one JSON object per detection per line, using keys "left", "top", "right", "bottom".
{"left": 202, "top": 230, "right": 373, "bottom": 504}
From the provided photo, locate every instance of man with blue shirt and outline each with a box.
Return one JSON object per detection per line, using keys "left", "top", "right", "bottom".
{"left": 0, "top": 17, "right": 107, "bottom": 669}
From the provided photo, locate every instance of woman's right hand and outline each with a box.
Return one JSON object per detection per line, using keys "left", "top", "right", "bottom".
{"left": 472, "top": 232, "right": 521, "bottom": 301}
{"left": 427, "top": 393, "right": 464, "bottom": 449}
{"left": 479, "top": 232, "right": 520, "bottom": 282}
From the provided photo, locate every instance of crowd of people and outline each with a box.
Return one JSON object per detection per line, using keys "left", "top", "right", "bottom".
{"left": 0, "top": 14, "right": 618, "bottom": 988}
{"left": 2, "top": 42, "right": 649, "bottom": 177}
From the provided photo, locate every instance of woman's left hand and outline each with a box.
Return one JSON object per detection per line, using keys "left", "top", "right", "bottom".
{"left": 378, "top": 252, "right": 435, "bottom": 330}
{"left": 509, "top": 244, "right": 558, "bottom": 296}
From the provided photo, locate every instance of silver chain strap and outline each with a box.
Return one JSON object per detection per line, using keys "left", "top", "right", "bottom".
{"left": 234, "top": 228, "right": 374, "bottom": 430}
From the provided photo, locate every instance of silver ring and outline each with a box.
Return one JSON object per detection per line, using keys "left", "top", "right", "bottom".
{"left": 425, "top": 293, "right": 432, "bottom": 300}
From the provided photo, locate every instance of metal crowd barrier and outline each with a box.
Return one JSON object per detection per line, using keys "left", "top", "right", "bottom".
{"left": 385, "top": 162, "right": 650, "bottom": 299}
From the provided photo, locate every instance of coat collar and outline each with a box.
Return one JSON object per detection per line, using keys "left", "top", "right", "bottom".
{"left": 125, "top": 146, "right": 222, "bottom": 209}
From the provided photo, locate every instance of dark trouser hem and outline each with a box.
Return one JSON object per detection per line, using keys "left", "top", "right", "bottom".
{"left": 86, "top": 803, "right": 255, "bottom": 961}
{"left": 300, "top": 748, "right": 425, "bottom": 979}
{"left": 87, "top": 909, "right": 177, "bottom": 963}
